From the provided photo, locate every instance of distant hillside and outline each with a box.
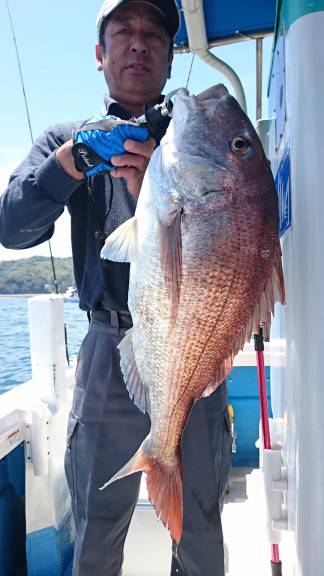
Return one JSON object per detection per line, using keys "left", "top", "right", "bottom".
{"left": 0, "top": 256, "right": 75, "bottom": 294}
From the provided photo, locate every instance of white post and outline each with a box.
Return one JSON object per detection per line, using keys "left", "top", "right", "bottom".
{"left": 30, "top": 405, "right": 50, "bottom": 476}
{"left": 28, "top": 295, "right": 67, "bottom": 413}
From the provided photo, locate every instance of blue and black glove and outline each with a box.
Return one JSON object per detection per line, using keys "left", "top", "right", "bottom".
{"left": 72, "top": 115, "right": 150, "bottom": 177}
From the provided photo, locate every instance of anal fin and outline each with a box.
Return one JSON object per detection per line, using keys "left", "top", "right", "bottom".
{"left": 118, "top": 328, "right": 150, "bottom": 414}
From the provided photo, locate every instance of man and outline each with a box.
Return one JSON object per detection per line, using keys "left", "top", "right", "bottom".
{"left": 0, "top": 1, "right": 232, "bottom": 574}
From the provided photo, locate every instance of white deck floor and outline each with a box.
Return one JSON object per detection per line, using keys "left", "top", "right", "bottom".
{"left": 222, "top": 468, "right": 294, "bottom": 575}
{"left": 123, "top": 467, "right": 295, "bottom": 576}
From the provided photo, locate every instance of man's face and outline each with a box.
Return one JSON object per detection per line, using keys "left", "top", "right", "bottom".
{"left": 96, "top": 2, "right": 173, "bottom": 110}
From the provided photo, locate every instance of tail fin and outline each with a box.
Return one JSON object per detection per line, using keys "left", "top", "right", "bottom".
{"left": 147, "top": 455, "right": 183, "bottom": 543}
{"left": 99, "top": 441, "right": 183, "bottom": 542}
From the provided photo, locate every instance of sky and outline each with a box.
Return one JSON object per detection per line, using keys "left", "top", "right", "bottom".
{"left": 0, "top": 0, "right": 273, "bottom": 262}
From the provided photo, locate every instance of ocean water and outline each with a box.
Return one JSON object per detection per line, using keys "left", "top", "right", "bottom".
{"left": 0, "top": 296, "right": 88, "bottom": 394}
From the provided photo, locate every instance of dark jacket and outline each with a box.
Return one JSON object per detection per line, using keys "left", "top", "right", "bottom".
{"left": 0, "top": 98, "right": 169, "bottom": 311}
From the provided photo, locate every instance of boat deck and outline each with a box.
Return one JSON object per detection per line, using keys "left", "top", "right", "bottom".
{"left": 221, "top": 468, "right": 294, "bottom": 575}
{"left": 123, "top": 467, "right": 295, "bottom": 576}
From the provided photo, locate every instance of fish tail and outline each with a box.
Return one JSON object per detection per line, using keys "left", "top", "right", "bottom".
{"left": 100, "top": 442, "right": 183, "bottom": 542}
{"left": 146, "top": 454, "right": 183, "bottom": 543}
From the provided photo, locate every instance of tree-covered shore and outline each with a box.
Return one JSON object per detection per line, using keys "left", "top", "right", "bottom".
{"left": 0, "top": 257, "right": 75, "bottom": 294}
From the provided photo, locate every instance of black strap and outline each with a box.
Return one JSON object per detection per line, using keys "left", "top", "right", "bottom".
{"left": 91, "top": 309, "right": 133, "bottom": 329}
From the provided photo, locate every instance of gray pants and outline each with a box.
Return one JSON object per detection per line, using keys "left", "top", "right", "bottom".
{"left": 65, "top": 313, "right": 232, "bottom": 576}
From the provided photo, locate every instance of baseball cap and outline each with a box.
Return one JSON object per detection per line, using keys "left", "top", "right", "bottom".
{"left": 96, "top": 0, "right": 180, "bottom": 41}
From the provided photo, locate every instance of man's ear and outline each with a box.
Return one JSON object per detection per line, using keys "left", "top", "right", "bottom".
{"left": 96, "top": 44, "right": 104, "bottom": 71}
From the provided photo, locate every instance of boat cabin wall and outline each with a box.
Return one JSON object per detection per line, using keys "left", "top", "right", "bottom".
{"left": 268, "top": 2, "right": 324, "bottom": 574}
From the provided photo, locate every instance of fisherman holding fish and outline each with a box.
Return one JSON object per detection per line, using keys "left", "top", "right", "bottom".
{"left": 0, "top": 1, "right": 233, "bottom": 574}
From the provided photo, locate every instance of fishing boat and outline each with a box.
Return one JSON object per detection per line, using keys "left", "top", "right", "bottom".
{"left": 1, "top": 0, "right": 324, "bottom": 574}
{"left": 63, "top": 287, "right": 79, "bottom": 303}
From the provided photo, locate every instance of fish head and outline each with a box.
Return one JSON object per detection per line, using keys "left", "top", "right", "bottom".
{"left": 157, "top": 84, "right": 277, "bottom": 223}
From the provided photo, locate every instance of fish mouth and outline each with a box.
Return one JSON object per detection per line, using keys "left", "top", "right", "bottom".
{"left": 196, "top": 84, "right": 229, "bottom": 102}
{"left": 174, "top": 84, "right": 229, "bottom": 107}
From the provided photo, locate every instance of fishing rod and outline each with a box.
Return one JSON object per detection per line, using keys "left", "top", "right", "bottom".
{"left": 4, "top": 0, "right": 59, "bottom": 296}
{"left": 5, "top": 0, "right": 71, "bottom": 366}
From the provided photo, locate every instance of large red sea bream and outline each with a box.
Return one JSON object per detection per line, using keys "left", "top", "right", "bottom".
{"left": 100, "top": 84, "right": 285, "bottom": 542}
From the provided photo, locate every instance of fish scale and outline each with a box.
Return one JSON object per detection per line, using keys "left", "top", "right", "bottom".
{"left": 100, "top": 84, "right": 285, "bottom": 542}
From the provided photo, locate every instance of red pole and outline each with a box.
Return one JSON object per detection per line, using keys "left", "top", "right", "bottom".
{"left": 254, "top": 328, "right": 282, "bottom": 575}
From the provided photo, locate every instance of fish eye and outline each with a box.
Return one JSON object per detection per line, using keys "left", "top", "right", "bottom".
{"left": 230, "top": 136, "right": 251, "bottom": 154}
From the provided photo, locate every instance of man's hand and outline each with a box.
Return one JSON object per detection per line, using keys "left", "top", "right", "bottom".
{"left": 56, "top": 140, "right": 85, "bottom": 181}
{"left": 110, "top": 137, "right": 155, "bottom": 196}
{"left": 55, "top": 136, "right": 155, "bottom": 195}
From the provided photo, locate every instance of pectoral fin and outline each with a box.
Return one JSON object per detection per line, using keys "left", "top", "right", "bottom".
{"left": 159, "top": 211, "right": 183, "bottom": 319}
{"left": 101, "top": 217, "right": 137, "bottom": 263}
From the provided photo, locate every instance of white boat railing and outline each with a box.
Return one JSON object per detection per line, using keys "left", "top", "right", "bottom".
{"left": 0, "top": 295, "right": 76, "bottom": 575}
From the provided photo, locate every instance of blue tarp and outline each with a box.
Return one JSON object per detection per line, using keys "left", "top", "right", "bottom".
{"left": 175, "top": 0, "right": 276, "bottom": 46}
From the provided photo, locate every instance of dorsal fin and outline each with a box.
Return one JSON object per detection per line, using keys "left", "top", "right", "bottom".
{"left": 201, "top": 356, "right": 234, "bottom": 398}
{"left": 201, "top": 246, "right": 285, "bottom": 399}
